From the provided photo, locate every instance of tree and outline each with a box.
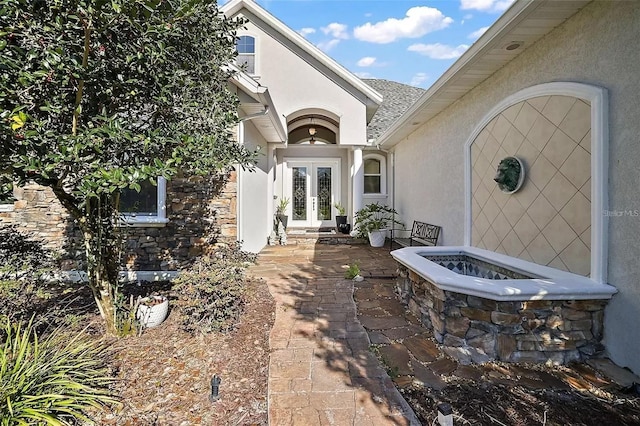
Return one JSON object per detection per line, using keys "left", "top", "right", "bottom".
{"left": 0, "top": 0, "right": 256, "bottom": 334}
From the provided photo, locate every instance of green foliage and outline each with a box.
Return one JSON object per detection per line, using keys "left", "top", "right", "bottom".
{"left": 1, "top": 0, "right": 255, "bottom": 197}
{"left": 0, "top": 225, "right": 54, "bottom": 281}
{"left": 173, "top": 244, "right": 256, "bottom": 334}
{"left": 0, "top": 0, "right": 257, "bottom": 333}
{"left": 345, "top": 262, "right": 360, "bottom": 279}
{"left": 0, "top": 319, "right": 117, "bottom": 425}
{"left": 276, "top": 197, "right": 290, "bottom": 215}
{"left": 353, "top": 203, "right": 404, "bottom": 239}
{"left": 333, "top": 201, "right": 346, "bottom": 216}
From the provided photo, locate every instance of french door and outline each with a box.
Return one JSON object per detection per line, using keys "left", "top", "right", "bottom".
{"left": 285, "top": 159, "right": 340, "bottom": 228}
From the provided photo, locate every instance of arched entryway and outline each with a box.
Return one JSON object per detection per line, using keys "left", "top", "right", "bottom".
{"left": 280, "top": 110, "right": 344, "bottom": 228}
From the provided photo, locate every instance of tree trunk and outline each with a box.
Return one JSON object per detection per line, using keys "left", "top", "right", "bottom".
{"left": 52, "top": 187, "right": 123, "bottom": 335}
{"left": 81, "top": 195, "right": 122, "bottom": 336}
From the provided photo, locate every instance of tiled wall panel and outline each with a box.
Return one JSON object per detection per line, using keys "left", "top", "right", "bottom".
{"left": 471, "top": 96, "right": 591, "bottom": 276}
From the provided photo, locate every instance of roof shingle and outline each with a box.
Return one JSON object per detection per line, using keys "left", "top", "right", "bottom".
{"left": 363, "top": 79, "right": 425, "bottom": 142}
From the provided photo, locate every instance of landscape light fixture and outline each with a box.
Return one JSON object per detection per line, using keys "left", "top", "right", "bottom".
{"left": 210, "top": 375, "right": 221, "bottom": 402}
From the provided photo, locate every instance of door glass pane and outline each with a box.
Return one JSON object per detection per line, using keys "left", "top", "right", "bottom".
{"left": 292, "top": 167, "right": 307, "bottom": 220}
{"left": 316, "top": 167, "right": 332, "bottom": 221}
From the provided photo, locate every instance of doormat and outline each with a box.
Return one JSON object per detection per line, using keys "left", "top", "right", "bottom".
{"left": 307, "top": 228, "right": 336, "bottom": 234}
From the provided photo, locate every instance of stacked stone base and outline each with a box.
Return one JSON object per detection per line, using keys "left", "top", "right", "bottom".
{"left": 396, "top": 265, "right": 607, "bottom": 365}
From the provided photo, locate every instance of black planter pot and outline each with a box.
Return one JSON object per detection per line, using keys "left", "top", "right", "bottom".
{"left": 338, "top": 223, "right": 351, "bottom": 234}
{"left": 335, "top": 215, "right": 348, "bottom": 232}
{"left": 276, "top": 214, "right": 288, "bottom": 230}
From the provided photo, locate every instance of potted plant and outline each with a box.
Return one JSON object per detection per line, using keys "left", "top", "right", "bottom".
{"left": 275, "top": 197, "right": 290, "bottom": 229}
{"left": 136, "top": 295, "right": 169, "bottom": 328}
{"left": 334, "top": 201, "right": 349, "bottom": 233}
{"left": 353, "top": 202, "right": 404, "bottom": 247}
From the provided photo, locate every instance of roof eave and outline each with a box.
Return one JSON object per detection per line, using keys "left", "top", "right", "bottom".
{"left": 376, "top": 0, "right": 540, "bottom": 148}
{"left": 229, "top": 69, "right": 287, "bottom": 144}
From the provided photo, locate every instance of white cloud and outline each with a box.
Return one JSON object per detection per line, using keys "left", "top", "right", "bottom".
{"left": 407, "top": 43, "right": 469, "bottom": 59}
{"left": 460, "top": 0, "right": 514, "bottom": 13}
{"left": 316, "top": 39, "right": 341, "bottom": 52}
{"left": 353, "top": 6, "right": 453, "bottom": 44}
{"left": 298, "top": 27, "right": 316, "bottom": 37}
{"left": 468, "top": 26, "right": 489, "bottom": 39}
{"left": 410, "top": 72, "right": 429, "bottom": 87}
{"left": 357, "top": 57, "right": 377, "bottom": 67}
{"left": 355, "top": 71, "right": 374, "bottom": 79}
{"left": 463, "top": 14, "right": 473, "bottom": 20}
{"left": 321, "top": 23, "right": 349, "bottom": 39}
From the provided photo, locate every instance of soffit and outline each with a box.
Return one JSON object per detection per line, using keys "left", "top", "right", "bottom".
{"left": 378, "top": 0, "right": 592, "bottom": 147}
{"left": 229, "top": 69, "right": 287, "bottom": 144}
{"left": 239, "top": 103, "right": 285, "bottom": 143}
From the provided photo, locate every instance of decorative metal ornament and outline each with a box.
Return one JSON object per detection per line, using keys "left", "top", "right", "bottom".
{"left": 494, "top": 156, "right": 525, "bottom": 194}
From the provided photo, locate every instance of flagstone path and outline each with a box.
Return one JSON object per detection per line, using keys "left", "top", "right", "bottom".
{"left": 247, "top": 242, "right": 419, "bottom": 425}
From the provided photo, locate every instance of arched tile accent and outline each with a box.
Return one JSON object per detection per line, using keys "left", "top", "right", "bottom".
{"left": 464, "top": 83, "right": 608, "bottom": 282}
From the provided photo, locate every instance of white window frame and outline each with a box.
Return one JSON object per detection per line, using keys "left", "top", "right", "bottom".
{"left": 120, "top": 177, "right": 168, "bottom": 227}
{"left": 363, "top": 153, "right": 386, "bottom": 195}
{"left": 236, "top": 34, "right": 257, "bottom": 76}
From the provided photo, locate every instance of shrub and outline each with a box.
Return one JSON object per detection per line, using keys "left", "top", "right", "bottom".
{"left": 173, "top": 244, "right": 256, "bottom": 334}
{"left": 0, "top": 319, "right": 117, "bottom": 425}
{"left": 0, "top": 225, "right": 54, "bottom": 281}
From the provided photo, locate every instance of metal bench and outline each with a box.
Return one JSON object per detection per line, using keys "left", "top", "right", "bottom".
{"left": 391, "top": 221, "right": 441, "bottom": 249}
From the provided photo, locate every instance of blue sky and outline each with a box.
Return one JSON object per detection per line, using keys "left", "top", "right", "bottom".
{"left": 221, "top": 0, "right": 514, "bottom": 88}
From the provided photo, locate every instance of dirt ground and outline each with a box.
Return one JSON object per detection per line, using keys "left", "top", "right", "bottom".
{"left": 93, "top": 278, "right": 275, "bottom": 425}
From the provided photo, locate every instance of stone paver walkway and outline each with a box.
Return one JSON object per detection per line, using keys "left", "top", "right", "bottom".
{"left": 248, "top": 242, "right": 419, "bottom": 425}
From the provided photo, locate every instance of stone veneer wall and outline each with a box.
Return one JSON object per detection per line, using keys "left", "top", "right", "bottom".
{"left": 0, "top": 173, "right": 237, "bottom": 271}
{"left": 471, "top": 95, "right": 591, "bottom": 276}
{"left": 396, "top": 265, "right": 607, "bottom": 365}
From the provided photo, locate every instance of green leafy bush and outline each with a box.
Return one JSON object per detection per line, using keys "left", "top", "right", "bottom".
{"left": 353, "top": 203, "right": 404, "bottom": 239}
{"left": 173, "top": 244, "right": 256, "bottom": 333}
{"left": 0, "top": 319, "right": 117, "bottom": 425}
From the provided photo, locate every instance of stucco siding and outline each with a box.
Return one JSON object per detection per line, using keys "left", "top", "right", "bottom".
{"left": 238, "top": 120, "right": 270, "bottom": 253}
{"left": 391, "top": 1, "right": 640, "bottom": 372}
{"left": 238, "top": 19, "right": 367, "bottom": 145}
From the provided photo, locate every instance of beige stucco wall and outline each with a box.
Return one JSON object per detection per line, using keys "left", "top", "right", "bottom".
{"left": 391, "top": 1, "right": 640, "bottom": 373}
{"left": 238, "top": 120, "right": 270, "bottom": 253}
{"left": 471, "top": 96, "right": 591, "bottom": 276}
{"left": 239, "top": 19, "right": 367, "bottom": 146}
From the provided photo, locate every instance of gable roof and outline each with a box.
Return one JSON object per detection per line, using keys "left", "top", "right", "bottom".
{"left": 363, "top": 79, "right": 425, "bottom": 142}
{"left": 221, "top": 0, "right": 383, "bottom": 122}
{"left": 377, "top": 0, "right": 592, "bottom": 147}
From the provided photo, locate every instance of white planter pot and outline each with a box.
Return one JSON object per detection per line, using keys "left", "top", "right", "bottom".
{"left": 136, "top": 296, "right": 169, "bottom": 328}
{"left": 367, "top": 230, "right": 387, "bottom": 247}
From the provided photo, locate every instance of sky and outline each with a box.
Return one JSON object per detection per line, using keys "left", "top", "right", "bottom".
{"left": 220, "top": 0, "right": 514, "bottom": 88}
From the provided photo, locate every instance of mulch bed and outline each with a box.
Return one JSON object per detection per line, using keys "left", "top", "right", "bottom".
{"left": 400, "top": 373, "right": 640, "bottom": 425}
{"left": 93, "top": 278, "right": 275, "bottom": 425}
